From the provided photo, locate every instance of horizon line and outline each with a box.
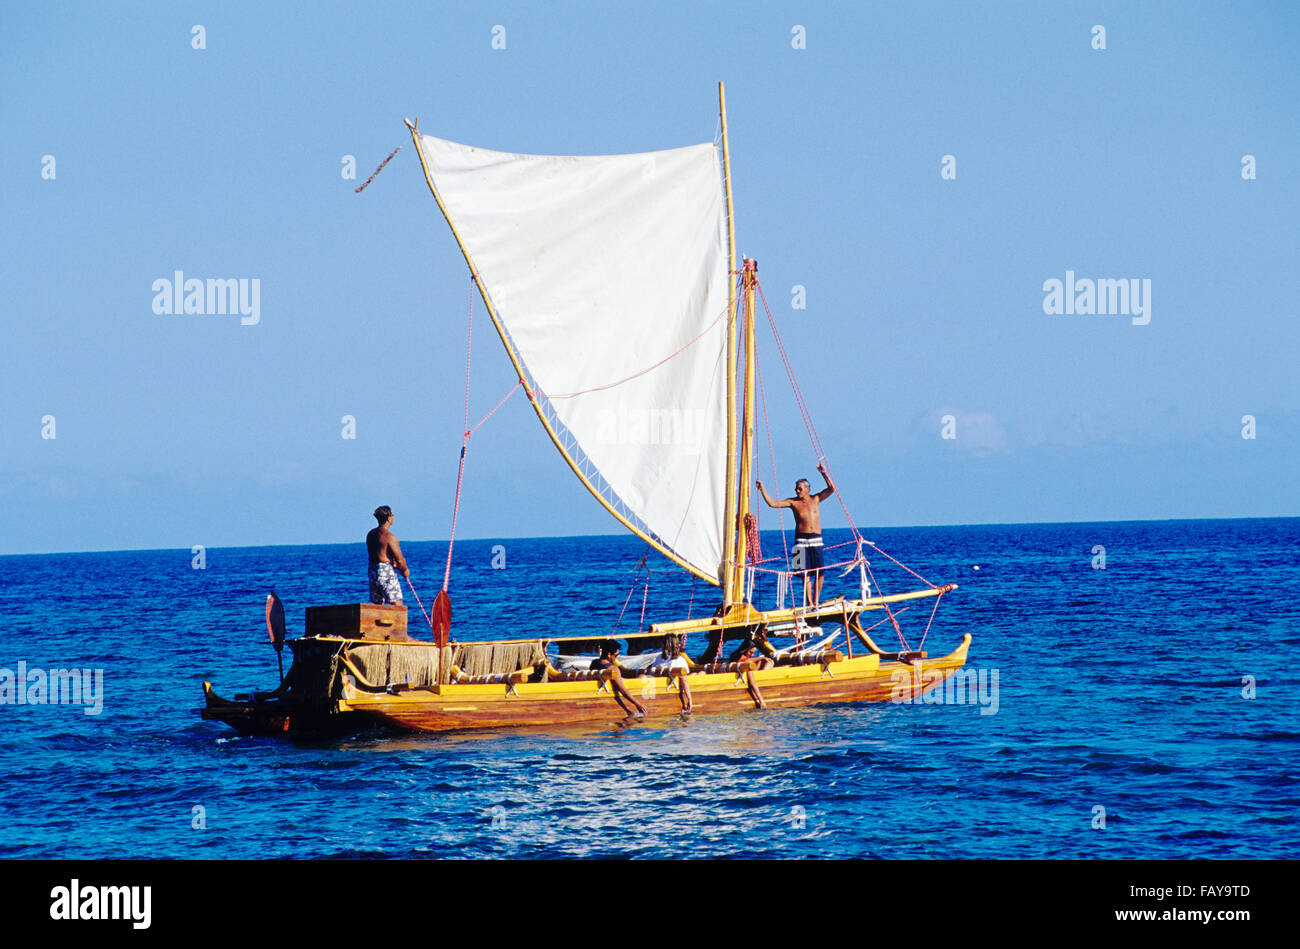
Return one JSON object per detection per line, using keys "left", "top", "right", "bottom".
{"left": 2, "top": 513, "right": 1295, "bottom": 559}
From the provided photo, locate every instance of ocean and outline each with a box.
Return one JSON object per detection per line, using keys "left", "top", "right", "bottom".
{"left": 1, "top": 518, "right": 1296, "bottom": 859}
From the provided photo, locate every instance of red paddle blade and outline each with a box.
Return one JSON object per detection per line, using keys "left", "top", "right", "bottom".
{"left": 265, "top": 593, "right": 286, "bottom": 648}
{"left": 431, "top": 590, "right": 451, "bottom": 647}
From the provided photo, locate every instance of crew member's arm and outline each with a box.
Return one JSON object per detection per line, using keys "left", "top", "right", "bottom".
{"left": 603, "top": 662, "right": 646, "bottom": 716}
{"left": 756, "top": 480, "right": 792, "bottom": 508}
{"left": 389, "top": 536, "right": 410, "bottom": 578}
{"left": 815, "top": 463, "right": 836, "bottom": 501}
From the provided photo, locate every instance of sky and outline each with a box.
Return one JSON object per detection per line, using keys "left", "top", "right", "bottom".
{"left": 2, "top": 1, "right": 1297, "bottom": 556}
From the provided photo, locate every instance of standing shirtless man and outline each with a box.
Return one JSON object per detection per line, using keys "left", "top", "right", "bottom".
{"left": 366, "top": 505, "right": 409, "bottom": 605}
{"left": 756, "top": 464, "right": 837, "bottom": 606}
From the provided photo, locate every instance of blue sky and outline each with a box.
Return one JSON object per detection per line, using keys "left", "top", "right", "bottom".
{"left": 2, "top": 1, "right": 1297, "bottom": 555}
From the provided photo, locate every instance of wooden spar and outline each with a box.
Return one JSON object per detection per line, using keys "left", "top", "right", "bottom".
{"left": 719, "top": 81, "right": 740, "bottom": 603}
{"left": 841, "top": 600, "right": 853, "bottom": 659}
{"left": 404, "top": 118, "right": 718, "bottom": 587}
{"left": 730, "top": 258, "right": 758, "bottom": 602}
{"left": 270, "top": 585, "right": 954, "bottom": 647}
{"left": 652, "top": 584, "right": 959, "bottom": 635}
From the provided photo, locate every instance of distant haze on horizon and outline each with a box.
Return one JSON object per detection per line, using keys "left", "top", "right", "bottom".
{"left": 3, "top": 2, "right": 1296, "bottom": 557}
{"left": 5, "top": 516, "right": 1296, "bottom": 560}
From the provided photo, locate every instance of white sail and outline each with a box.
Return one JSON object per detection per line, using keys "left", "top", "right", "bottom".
{"left": 416, "top": 133, "right": 730, "bottom": 581}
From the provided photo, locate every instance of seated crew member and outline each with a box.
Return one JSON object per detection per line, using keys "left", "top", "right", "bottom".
{"left": 729, "top": 635, "right": 775, "bottom": 670}
{"left": 727, "top": 636, "right": 772, "bottom": 710}
{"left": 590, "top": 639, "right": 647, "bottom": 719}
{"left": 757, "top": 464, "right": 837, "bottom": 607}
{"left": 366, "top": 505, "right": 409, "bottom": 605}
{"left": 649, "top": 634, "right": 693, "bottom": 713}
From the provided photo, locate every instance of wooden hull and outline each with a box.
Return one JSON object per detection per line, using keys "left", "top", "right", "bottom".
{"left": 338, "top": 634, "right": 972, "bottom": 732}
{"left": 201, "top": 681, "right": 374, "bottom": 737}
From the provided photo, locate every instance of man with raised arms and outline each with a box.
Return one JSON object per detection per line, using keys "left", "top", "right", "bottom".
{"left": 366, "top": 505, "right": 409, "bottom": 605}
{"left": 756, "top": 464, "right": 836, "bottom": 607}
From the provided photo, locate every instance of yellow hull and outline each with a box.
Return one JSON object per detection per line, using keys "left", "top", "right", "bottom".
{"left": 339, "top": 634, "right": 972, "bottom": 732}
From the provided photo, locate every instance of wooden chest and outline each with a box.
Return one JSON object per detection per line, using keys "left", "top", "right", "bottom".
{"left": 304, "top": 603, "right": 409, "bottom": 641}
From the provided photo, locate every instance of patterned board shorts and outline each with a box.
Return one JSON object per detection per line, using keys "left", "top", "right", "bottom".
{"left": 791, "top": 532, "right": 825, "bottom": 577}
{"left": 368, "top": 562, "right": 403, "bottom": 605}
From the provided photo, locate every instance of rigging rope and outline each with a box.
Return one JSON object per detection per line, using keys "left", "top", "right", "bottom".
{"left": 441, "top": 275, "right": 477, "bottom": 593}
{"left": 862, "top": 557, "right": 908, "bottom": 651}
{"left": 540, "top": 304, "right": 729, "bottom": 400}
{"left": 744, "top": 512, "right": 761, "bottom": 564}
{"left": 755, "top": 351, "right": 790, "bottom": 573}
{"left": 404, "top": 575, "right": 434, "bottom": 631}
{"left": 354, "top": 145, "right": 401, "bottom": 193}
{"left": 612, "top": 554, "right": 649, "bottom": 635}
{"left": 467, "top": 380, "right": 522, "bottom": 438}
{"left": 427, "top": 266, "right": 944, "bottom": 643}
{"left": 917, "top": 591, "right": 943, "bottom": 653}
{"left": 755, "top": 278, "right": 862, "bottom": 546}
{"left": 752, "top": 274, "right": 942, "bottom": 645}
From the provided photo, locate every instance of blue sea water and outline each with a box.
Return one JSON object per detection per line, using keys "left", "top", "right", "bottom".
{"left": 0, "top": 519, "right": 1296, "bottom": 859}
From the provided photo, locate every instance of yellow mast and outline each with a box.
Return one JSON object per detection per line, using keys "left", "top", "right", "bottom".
{"left": 731, "top": 258, "right": 758, "bottom": 603}
{"left": 719, "top": 81, "right": 740, "bottom": 605}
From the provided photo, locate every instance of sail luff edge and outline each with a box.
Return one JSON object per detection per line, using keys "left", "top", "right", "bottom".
{"left": 719, "top": 82, "right": 740, "bottom": 602}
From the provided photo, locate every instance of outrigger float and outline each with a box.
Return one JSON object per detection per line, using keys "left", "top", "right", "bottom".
{"left": 202, "top": 84, "right": 969, "bottom": 737}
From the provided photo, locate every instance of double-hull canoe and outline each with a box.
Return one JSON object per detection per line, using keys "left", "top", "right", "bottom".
{"left": 201, "top": 591, "right": 969, "bottom": 735}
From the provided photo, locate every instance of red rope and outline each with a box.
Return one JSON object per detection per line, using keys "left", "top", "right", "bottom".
{"left": 441, "top": 275, "right": 477, "bottom": 593}
{"left": 744, "top": 512, "right": 761, "bottom": 564}
{"left": 861, "top": 540, "right": 937, "bottom": 590}
{"left": 466, "top": 380, "right": 522, "bottom": 438}
{"left": 862, "top": 558, "right": 909, "bottom": 652}
{"left": 859, "top": 604, "right": 913, "bottom": 634}
{"left": 612, "top": 555, "right": 648, "bottom": 635}
{"left": 540, "top": 304, "right": 729, "bottom": 400}
{"left": 750, "top": 273, "right": 942, "bottom": 655}
{"left": 462, "top": 278, "right": 474, "bottom": 436}
{"left": 404, "top": 575, "right": 434, "bottom": 630}
{"left": 755, "top": 354, "right": 790, "bottom": 573}
{"left": 916, "top": 592, "right": 944, "bottom": 652}
{"left": 755, "top": 278, "right": 862, "bottom": 546}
